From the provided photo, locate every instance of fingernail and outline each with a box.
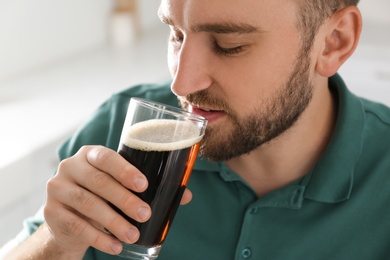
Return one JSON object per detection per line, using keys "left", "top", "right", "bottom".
{"left": 134, "top": 176, "right": 147, "bottom": 190}
{"left": 137, "top": 206, "right": 151, "bottom": 221}
{"left": 127, "top": 226, "right": 139, "bottom": 242}
{"left": 111, "top": 241, "right": 122, "bottom": 254}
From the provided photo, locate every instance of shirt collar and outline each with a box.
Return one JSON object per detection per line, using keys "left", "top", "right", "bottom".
{"left": 193, "top": 157, "right": 220, "bottom": 172}
{"left": 302, "top": 73, "right": 365, "bottom": 203}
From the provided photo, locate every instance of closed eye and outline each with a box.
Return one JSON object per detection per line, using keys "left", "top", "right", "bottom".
{"left": 213, "top": 42, "right": 244, "bottom": 56}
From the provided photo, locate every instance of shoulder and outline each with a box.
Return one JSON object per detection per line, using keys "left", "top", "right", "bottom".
{"left": 353, "top": 98, "right": 390, "bottom": 193}
{"left": 360, "top": 98, "right": 390, "bottom": 127}
{"left": 112, "top": 81, "right": 177, "bottom": 107}
{"left": 331, "top": 73, "right": 390, "bottom": 132}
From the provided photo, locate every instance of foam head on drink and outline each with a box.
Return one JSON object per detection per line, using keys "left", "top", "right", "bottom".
{"left": 121, "top": 119, "right": 203, "bottom": 151}
{"left": 117, "top": 119, "right": 203, "bottom": 246}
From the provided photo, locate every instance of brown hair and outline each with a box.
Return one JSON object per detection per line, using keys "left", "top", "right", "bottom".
{"left": 296, "top": 0, "right": 360, "bottom": 55}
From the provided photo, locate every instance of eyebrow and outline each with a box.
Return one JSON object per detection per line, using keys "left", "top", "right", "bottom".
{"left": 193, "top": 23, "right": 258, "bottom": 34}
{"left": 159, "top": 13, "right": 258, "bottom": 34}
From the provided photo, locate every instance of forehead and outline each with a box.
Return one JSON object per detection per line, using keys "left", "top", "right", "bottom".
{"left": 159, "top": 0, "right": 299, "bottom": 30}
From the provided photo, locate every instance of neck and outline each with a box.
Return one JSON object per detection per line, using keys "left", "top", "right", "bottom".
{"left": 225, "top": 79, "right": 337, "bottom": 197}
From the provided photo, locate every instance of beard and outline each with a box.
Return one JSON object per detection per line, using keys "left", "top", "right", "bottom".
{"left": 179, "top": 53, "right": 313, "bottom": 162}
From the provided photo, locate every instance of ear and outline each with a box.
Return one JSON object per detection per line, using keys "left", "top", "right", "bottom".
{"left": 315, "top": 6, "right": 362, "bottom": 77}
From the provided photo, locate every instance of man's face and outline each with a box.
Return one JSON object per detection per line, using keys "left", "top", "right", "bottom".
{"left": 159, "top": 0, "right": 315, "bottom": 161}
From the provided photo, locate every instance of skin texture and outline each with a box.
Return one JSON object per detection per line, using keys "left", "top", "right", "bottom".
{"left": 0, "top": 0, "right": 361, "bottom": 258}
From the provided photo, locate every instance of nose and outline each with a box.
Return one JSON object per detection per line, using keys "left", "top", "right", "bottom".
{"left": 169, "top": 36, "right": 212, "bottom": 97}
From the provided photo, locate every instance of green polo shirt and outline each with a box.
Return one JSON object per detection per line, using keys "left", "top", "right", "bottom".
{"left": 20, "top": 74, "right": 390, "bottom": 259}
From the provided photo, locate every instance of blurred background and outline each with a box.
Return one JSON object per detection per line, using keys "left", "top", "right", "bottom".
{"left": 0, "top": 0, "right": 389, "bottom": 245}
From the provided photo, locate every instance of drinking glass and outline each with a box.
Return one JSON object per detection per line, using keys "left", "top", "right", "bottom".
{"left": 114, "top": 98, "right": 207, "bottom": 259}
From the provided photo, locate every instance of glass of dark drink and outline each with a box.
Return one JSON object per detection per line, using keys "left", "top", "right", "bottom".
{"left": 115, "top": 98, "right": 207, "bottom": 259}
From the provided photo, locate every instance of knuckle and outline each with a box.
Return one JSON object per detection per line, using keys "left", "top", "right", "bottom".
{"left": 91, "top": 233, "right": 106, "bottom": 248}
{"left": 57, "top": 157, "right": 72, "bottom": 175}
{"left": 88, "top": 146, "right": 112, "bottom": 166}
{"left": 46, "top": 207, "right": 88, "bottom": 238}
{"left": 107, "top": 214, "right": 125, "bottom": 231}
{"left": 43, "top": 202, "right": 56, "bottom": 220}
{"left": 78, "top": 145, "right": 92, "bottom": 155}
{"left": 117, "top": 193, "right": 148, "bottom": 220}
{"left": 90, "top": 233, "right": 120, "bottom": 254}
{"left": 117, "top": 163, "right": 133, "bottom": 182}
{"left": 45, "top": 177, "right": 57, "bottom": 193}
{"left": 46, "top": 175, "right": 64, "bottom": 196}
{"left": 88, "top": 169, "right": 111, "bottom": 188}
{"left": 62, "top": 216, "right": 88, "bottom": 237}
{"left": 74, "top": 188, "right": 99, "bottom": 212}
{"left": 119, "top": 191, "right": 138, "bottom": 209}
{"left": 83, "top": 195, "right": 99, "bottom": 212}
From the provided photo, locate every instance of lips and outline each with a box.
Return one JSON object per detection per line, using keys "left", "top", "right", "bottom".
{"left": 191, "top": 105, "right": 226, "bottom": 123}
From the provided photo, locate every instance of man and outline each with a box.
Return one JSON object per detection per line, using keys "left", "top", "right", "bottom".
{"left": 2, "top": 0, "right": 390, "bottom": 259}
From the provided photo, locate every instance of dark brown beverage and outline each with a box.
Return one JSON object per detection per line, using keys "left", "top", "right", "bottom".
{"left": 116, "top": 119, "right": 202, "bottom": 246}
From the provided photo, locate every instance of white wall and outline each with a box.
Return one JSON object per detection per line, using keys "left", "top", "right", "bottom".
{"left": 359, "top": 0, "right": 390, "bottom": 24}
{"left": 0, "top": 0, "right": 111, "bottom": 82}
{"left": 0, "top": 0, "right": 162, "bottom": 83}
{"left": 356, "top": 0, "right": 390, "bottom": 49}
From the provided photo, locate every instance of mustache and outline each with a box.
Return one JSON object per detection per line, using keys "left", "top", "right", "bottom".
{"left": 180, "top": 89, "right": 230, "bottom": 112}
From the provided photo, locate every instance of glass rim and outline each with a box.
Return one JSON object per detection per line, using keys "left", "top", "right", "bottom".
{"left": 130, "top": 97, "right": 207, "bottom": 123}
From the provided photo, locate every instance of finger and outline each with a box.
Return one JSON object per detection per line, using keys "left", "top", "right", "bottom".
{"left": 44, "top": 204, "right": 124, "bottom": 256}
{"left": 180, "top": 188, "right": 193, "bottom": 205}
{"left": 47, "top": 178, "right": 144, "bottom": 243}
{"left": 64, "top": 159, "right": 151, "bottom": 223}
{"left": 84, "top": 146, "right": 148, "bottom": 192}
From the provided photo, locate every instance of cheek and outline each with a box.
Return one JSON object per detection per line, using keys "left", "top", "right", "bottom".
{"left": 216, "top": 59, "right": 278, "bottom": 116}
{"left": 218, "top": 61, "right": 263, "bottom": 101}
